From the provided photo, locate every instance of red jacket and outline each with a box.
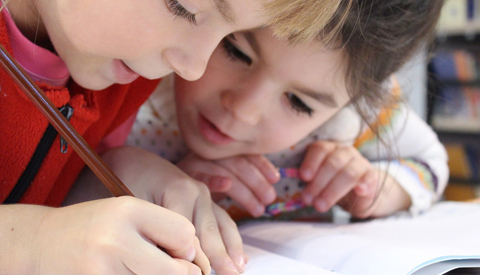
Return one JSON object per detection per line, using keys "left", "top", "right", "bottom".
{"left": 0, "top": 14, "right": 160, "bottom": 206}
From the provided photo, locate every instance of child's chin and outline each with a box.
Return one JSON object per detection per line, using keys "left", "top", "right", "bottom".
{"left": 193, "top": 147, "right": 233, "bottom": 161}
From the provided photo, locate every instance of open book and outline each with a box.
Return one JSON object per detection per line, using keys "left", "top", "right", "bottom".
{"left": 223, "top": 201, "right": 480, "bottom": 275}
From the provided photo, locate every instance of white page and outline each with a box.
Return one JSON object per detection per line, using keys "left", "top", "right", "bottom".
{"left": 239, "top": 202, "right": 480, "bottom": 275}
{"left": 211, "top": 244, "right": 341, "bottom": 275}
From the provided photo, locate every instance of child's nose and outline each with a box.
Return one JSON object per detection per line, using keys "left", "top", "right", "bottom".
{"left": 221, "top": 83, "right": 272, "bottom": 125}
{"left": 163, "top": 48, "right": 209, "bottom": 81}
{"left": 221, "top": 92, "right": 262, "bottom": 125}
{"left": 163, "top": 33, "right": 222, "bottom": 81}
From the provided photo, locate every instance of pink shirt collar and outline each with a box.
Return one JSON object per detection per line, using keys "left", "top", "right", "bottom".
{"left": 2, "top": 8, "right": 69, "bottom": 87}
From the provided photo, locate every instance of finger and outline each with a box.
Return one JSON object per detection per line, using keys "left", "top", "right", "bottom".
{"left": 161, "top": 178, "right": 199, "bottom": 222}
{"left": 346, "top": 170, "right": 380, "bottom": 218}
{"left": 122, "top": 232, "right": 203, "bottom": 275}
{"left": 339, "top": 187, "right": 377, "bottom": 219}
{"left": 313, "top": 157, "right": 368, "bottom": 212}
{"left": 220, "top": 157, "right": 276, "bottom": 205}
{"left": 302, "top": 147, "right": 353, "bottom": 205}
{"left": 193, "top": 187, "right": 240, "bottom": 275}
{"left": 226, "top": 179, "right": 266, "bottom": 217}
{"left": 299, "top": 141, "right": 336, "bottom": 181}
{"left": 195, "top": 172, "right": 233, "bottom": 192}
{"left": 192, "top": 237, "right": 211, "bottom": 275}
{"left": 354, "top": 169, "right": 379, "bottom": 197}
{"left": 213, "top": 204, "right": 247, "bottom": 273}
{"left": 124, "top": 197, "right": 199, "bottom": 263}
{"left": 244, "top": 155, "right": 280, "bottom": 183}
{"left": 340, "top": 169, "right": 378, "bottom": 210}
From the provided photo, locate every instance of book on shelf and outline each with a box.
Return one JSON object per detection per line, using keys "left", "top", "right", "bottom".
{"left": 437, "top": 0, "right": 480, "bottom": 36}
{"left": 218, "top": 202, "right": 480, "bottom": 275}
{"left": 430, "top": 49, "right": 478, "bottom": 82}
{"left": 431, "top": 86, "right": 480, "bottom": 132}
{"left": 445, "top": 144, "right": 474, "bottom": 179}
{"left": 445, "top": 143, "right": 480, "bottom": 180}
{"left": 429, "top": 47, "right": 480, "bottom": 132}
{"left": 438, "top": 0, "right": 468, "bottom": 33}
{"left": 444, "top": 183, "right": 480, "bottom": 201}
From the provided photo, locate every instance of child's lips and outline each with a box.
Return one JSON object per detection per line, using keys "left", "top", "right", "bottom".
{"left": 113, "top": 59, "right": 139, "bottom": 84}
{"left": 198, "top": 115, "right": 234, "bottom": 145}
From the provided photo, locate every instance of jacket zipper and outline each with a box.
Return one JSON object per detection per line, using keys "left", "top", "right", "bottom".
{"left": 3, "top": 105, "right": 74, "bottom": 204}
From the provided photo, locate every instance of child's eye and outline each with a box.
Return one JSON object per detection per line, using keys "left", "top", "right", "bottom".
{"left": 221, "top": 37, "right": 252, "bottom": 65}
{"left": 285, "top": 93, "right": 314, "bottom": 116}
{"left": 166, "top": 0, "right": 197, "bottom": 25}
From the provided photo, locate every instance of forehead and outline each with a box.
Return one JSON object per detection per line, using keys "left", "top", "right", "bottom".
{"left": 254, "top": 29, "right": 348, "bottom": 98}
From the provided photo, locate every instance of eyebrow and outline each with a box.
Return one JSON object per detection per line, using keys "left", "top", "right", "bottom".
{"left": 212, "top": 0, "right": 236, "bottom": 24}
{"left": 244, "top": 31, "right": 261, "bottom": 56}
{"left": 297, "top": 88, "right": 338, "bottom": 108}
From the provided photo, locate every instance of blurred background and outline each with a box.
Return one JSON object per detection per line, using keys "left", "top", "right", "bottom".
{"left": 400, "top": 0, "right": 480, "bottom": 202}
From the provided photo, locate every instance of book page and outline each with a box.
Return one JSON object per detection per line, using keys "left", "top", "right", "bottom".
{"left": 239, "top": 202, "right": 480, "bottom": 275}
{"left": 211, "top": 244, "right": 341, "bottom": 275}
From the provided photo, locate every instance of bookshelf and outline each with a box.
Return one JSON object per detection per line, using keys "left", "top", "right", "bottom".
{"left": 436, "top": 0, "right": 480, "bottom": 37}
{"left": 427, "top": 0, "right": 480, "bottom": 199}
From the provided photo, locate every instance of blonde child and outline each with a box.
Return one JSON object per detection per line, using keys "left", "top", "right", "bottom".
{"left": 0, "top": 0, "right": 350, "bottom": 274}
{"left": 127, "top": 0, "right": 447, "bottom": 223}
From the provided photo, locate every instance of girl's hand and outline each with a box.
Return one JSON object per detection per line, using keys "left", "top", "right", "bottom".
{"left": 1, "top": 198, "right": 207, "bottom": 275}
{"left": 70, "top": 146, "right": 246, "bottom": 275}
{"left": 337, "top": 169, "right": 412, "bottom": 218}
{"left": 177, "top": 153, "right": 280, "bottom": 218}
{"left": 299, "top": 140, "right": 383, "bottom": 218}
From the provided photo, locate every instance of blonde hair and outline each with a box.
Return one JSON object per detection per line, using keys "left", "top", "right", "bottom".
{"left": 265, "top": 0, "right": 354, "bottom": 44}
{"left": 0, "top": 0, "right": 350, "bottom": 44}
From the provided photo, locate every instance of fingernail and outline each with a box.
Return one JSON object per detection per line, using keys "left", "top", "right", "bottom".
{"left": 236, "top": 255, "right": 246, "bottom": 273}
{"left": 301, "top": 168, "right": 313, "bottom": 180}
{"left": 227, "top": 261, "right": 240, "bottom": 274}
{"left": 303, "top": 193, "right": 313, "bottom": 205}
{"left": 358, "top": 183, "right": 368, "bottom": 194}
{"left": 254, "top": 204, "right": 265, "bottom": 217}
{"left": 262, "top": 189, "right": 276, "bottom": 204}
{"left": 268, "top": 170, "right": 281, "bottom": 182}
{"left": 315, "top": 199, "right": 328, "bottom": 212}
{"left": 211, "top": 177, "right": 222, "bottom": 188}
{"left": 185, "top": 245, "right": 196, "bottom": 262}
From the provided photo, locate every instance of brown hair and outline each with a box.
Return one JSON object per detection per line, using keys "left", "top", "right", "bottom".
{"left": 326, "top": 0, "right": 444, "bottom": 131}
{"left": 325, "top": 0, "right": 444, "bottom": 211}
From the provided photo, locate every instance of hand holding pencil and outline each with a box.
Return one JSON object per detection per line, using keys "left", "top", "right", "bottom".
{"left": 65, "top": 146, "right": 246, "bottom": 275}
{"left": 25, "top": 197, "right": 208, "bottom": 275}
{"left": 0, "top": 44, "right": 210, "bottom": 275}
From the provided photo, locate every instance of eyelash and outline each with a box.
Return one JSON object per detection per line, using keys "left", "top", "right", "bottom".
{"left": 286, "top": 93, "right": 314, "bottom": 116}
{"left": 221, "top": 37, "right": 313, "bottom": 116}
{"left": 221, "top": 37, "right": 252, "bottom": 65}
{"left": 167, "top": 0, "right": 197, "bottom": 25}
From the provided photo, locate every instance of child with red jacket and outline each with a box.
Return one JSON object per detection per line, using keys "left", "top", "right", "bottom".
{"left": 0, "top": 0, "right": 349, "bottom": 274}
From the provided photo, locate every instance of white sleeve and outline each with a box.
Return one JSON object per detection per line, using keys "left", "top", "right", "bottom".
{"left": 358, "top": 104, "right": 449, "bottom": 215}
